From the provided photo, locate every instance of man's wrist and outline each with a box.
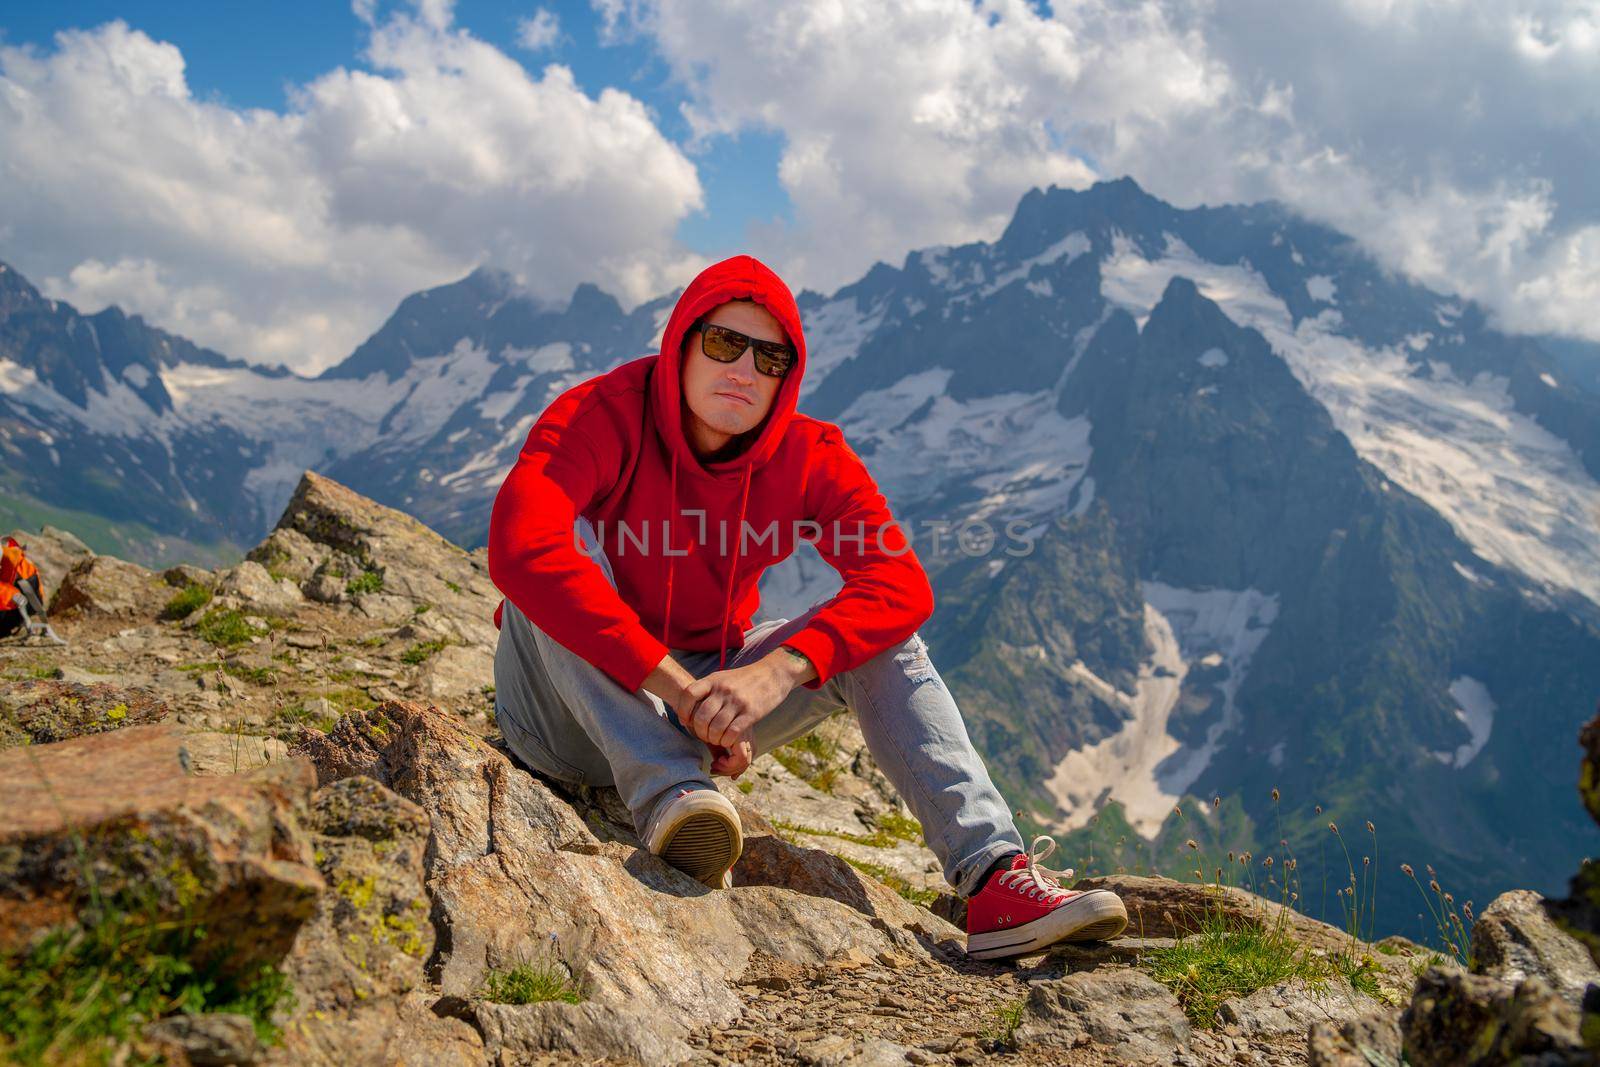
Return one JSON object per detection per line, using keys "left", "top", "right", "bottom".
{"left": 773, "top": 643, "right": 816, "bottom": 683}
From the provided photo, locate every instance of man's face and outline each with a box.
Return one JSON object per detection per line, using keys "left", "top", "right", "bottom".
{"left": 680, "top": 299, "right": 787, "bottom": 452}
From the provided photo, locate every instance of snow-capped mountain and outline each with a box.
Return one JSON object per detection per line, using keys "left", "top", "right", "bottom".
{"left": 3, "top": 176, "right": 1599, "bottom": 936}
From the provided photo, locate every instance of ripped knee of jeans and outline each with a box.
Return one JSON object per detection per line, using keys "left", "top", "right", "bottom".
{"left": 892, "top": 631, "right": 939, "bottom": 685}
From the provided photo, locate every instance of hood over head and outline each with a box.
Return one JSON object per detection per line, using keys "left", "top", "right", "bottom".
{"left": 650, "top": 254, "right": 807, "bottom": 482}
{"left": 646, "top": 254, "right": 808, "bottom": 669}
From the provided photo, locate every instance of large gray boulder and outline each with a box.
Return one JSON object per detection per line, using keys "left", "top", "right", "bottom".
{"left": 216, "top": 560, "right": 305, "bottom": 616}
{"left": 1015, "top": 966, "right": 1192, "bottom": 1061}
{"left": 1473, "top": 889, "right": 1600, "bottom": 1008}
{"left": 1400, "top": 967, "right": 1587, "bottom": 1066}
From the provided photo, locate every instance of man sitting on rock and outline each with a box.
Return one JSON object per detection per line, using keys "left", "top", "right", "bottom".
{"left": 487, "top": 254, "right": 1127, "bottom": 960}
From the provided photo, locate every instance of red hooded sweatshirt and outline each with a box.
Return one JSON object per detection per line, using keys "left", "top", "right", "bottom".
{"left": 486, "top": 254, "right": 934, "bottom": 695}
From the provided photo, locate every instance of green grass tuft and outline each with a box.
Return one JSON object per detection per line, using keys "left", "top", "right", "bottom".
{"left": 1141, "top": 905, "right": 1337, "bottom": 1026}
{"left": 981, "top": 998, "right": 1027, "bottom": 1049}
{"left": 771, "top": 731, "right": 842, "bottom": 793}
{"left": 0, "top": 913, "right": 293, "bottom": 1064}
{"left": 840, "top": 857, "right": 940, "bottom": 908}
{"left": 480, "top": 962, "right": 583, "bottom": 1005}
{"left": 344, "top": 570, "right": 383, "bottom": 596}
{"left": 194, "top": 609, "right": 267, "bottom": 647}
{"left": 399, "top": 639, "right": 448, "bottom": 666}
{"left": 875, "top": 809, "right": 924, "bottom": 844}
{"left": 161, "top": 583, "right": 212, "bottom": 621}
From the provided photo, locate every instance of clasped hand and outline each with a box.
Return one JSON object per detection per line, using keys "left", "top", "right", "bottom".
{"left": 674, "top": 658, "right": 792, "bottom": 779}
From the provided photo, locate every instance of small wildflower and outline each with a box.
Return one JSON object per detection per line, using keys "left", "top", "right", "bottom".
{"left": 1291, "top": 892, "right": 1299, "bottom": 902}
{"left": 1363, "top": 856, "right": 1370, "bottom": 867}
{"left": 1212, "top": 796, "right": 1221, "bottom": 810}
{"left": 1271, "top": 787, "right": 1280, "bottom": 802}
{"left": 1463, "top": 901, "right": 1474, "bottom": 919}
{"left": 1286, "top": 859, "right": 1297, "bottom": 871}
{"left": 1401, "top": 863, "right": 1415, "bottom": 877}
{"left": 1328, "top": 822, "right": 1339, "bottom": 834}
{"left": 1228, "top": 851, "right": 1235, "bottom": 863}
{"left": 1365, "top": 820, "right": 1375, "bottom": 834}
{"left": 1427, "top": 864, "right": 1436, "bottom": 878}
{"left": 1430, "top": 880, "right": 1441, "bottom": 894}
{"left": 1173, "top": 805, "right": 1183, "bottom": 818}
{"left": 1263, "top": 856, "right": 1274, "bottom": 868}
{"left": 1444, "top": 892, "right": 1454, "bottom": 905}
{"left": 1315, "top": 804, "right": 1323, "bottom": 814}
{"left": 1186, "top": 839, "right": 1198, "bottom": 850}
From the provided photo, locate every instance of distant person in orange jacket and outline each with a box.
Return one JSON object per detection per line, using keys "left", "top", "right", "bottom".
{"left": 0, "top": 537, "right": 45, "bottom": 638}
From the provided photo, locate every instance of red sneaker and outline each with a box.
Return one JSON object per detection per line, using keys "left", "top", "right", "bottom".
{"left": 966, "top": 836, "right": 1128, "bottom": 960}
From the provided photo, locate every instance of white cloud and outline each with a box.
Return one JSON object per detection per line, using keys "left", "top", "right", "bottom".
{"left": 615, "top": 0, "right": 1600, "bottom": 342}
{"left": 0, "top": 7, "right": 704, "bottom": 371}
{"left": 516, "top": 9, "right": 562, "bottom": 52}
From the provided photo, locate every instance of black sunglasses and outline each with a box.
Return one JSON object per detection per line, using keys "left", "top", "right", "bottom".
{"left": 690, "top": 319, "right": 796, "bottom": 378}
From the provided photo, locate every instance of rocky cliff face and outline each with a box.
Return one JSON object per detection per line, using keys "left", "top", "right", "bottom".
{"left": 2, "top": 473, "right": 1596, "bottom": 1066}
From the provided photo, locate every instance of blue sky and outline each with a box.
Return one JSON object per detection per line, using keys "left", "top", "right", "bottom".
{"left": 1, "top": 2, "right": 1595, "bottom": 372}
{"left": 0, "top": 0, "right": 792, "bottom": 258}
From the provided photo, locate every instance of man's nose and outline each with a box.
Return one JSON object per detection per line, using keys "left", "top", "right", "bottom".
{"left": 726, "top": 348, "right": 757, "bottom": 382}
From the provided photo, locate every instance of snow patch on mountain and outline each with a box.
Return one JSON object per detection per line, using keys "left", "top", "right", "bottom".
{"left": 378, "top": 340, "right": 500, "bottom": 444}
{"left": 799, "top": 297, "right": 888, "bottom": 398}
{"left": 505, "top": 342, "right": 574, "bottom": 375}
{"left": 1142, "top": 582, "right": 1279, "bottom": 800}
{"left": 1099, "top": 232, "right": 1600, "bottom": 610}
{"left": 1046, "top": 583, "right": 1278, "bottom": 837}
{"left": 835, "top": 374, "right": 1092, "bottom": 526}
{"left": 1046, "top": 602, "right": 1185, "bottom": 836}
{"left": 980, "top": 232, "right": 1090, "bottom": 298}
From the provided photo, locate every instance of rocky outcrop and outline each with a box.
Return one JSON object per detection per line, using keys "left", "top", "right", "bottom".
{"left": 1548, "top": 708, "right": 1600, "bottom": 976}
{"left": 0, "top": 723, "right": 322, "bottom": 968}
{"left": 51, "top": 553, "right": 164, "bottom": 616}
{"left": 260, "top": 472, "right": 499, "bottom": 647}
{"left": 0, "top": 677, "right": 169, "bottom": 748}
{"left": 1016, "top": 967, "right": 1192, "bottom": 1059}
{"left": 1401, "top": 967, "right": 1588, "bottom": 1065}
{"left": 1214, "top": 979, "right": 1377, "bottom": 1039}
{"left": 277, "top": 775, "right": 483, "bottom": 1065}
{"left": 216, "top": 560, "right": 306, "bottom": 616}
{"left": 293, "top": 702, "right": 962, "bottom": 1064}
{"left": 1306, "top": 1011, "right": 1404, "bottom": 1067}
{"left": 1472, "top": 889, "right": 1600, "bottom": 1007}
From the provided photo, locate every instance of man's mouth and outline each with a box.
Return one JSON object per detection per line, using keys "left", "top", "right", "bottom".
{"left": 715, "top": 391, "right": 753, "bottom": 405}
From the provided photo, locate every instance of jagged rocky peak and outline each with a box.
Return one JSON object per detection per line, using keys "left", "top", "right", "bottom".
{"left": 996, "top": 175, "right": 1174, "bottom": 261}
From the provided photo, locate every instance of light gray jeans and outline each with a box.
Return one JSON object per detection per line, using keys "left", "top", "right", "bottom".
{"left": 493, "top": 518, "right": 1024, "bottom": 898}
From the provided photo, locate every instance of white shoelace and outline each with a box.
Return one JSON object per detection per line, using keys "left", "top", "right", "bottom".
{"left": 996, "top": 835, "right": 1077, "bottom": 903}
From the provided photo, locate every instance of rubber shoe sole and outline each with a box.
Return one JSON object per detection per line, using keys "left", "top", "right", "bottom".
{"left": 965, "top": 890, "right": 1129, "bottom": 961}
{"left": 644, "top": 789, "right": 743, "bottom": 888}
